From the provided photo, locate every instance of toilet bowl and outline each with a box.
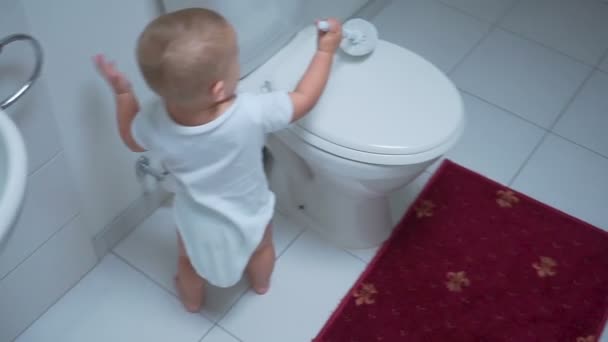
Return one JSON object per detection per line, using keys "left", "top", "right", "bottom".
{"left": 239, "top": 26, "right": 465, "bottom": 249}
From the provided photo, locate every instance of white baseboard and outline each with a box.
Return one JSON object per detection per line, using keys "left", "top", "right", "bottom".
{"left": 92, "top": 186, "right": 171, "bottom": 259}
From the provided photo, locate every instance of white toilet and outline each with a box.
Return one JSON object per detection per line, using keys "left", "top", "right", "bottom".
{"left": 163, "top": 0, "right": 465, "bottom": 249}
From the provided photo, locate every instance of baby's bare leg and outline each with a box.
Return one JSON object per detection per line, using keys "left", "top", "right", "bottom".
{"left": 246, "top": 224, "right": 275, "bottom": 294}
{"left": 175, "top": 231, "right": 206, "bottom": 313}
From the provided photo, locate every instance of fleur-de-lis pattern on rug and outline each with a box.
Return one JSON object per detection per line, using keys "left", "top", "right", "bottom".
{"left": 496, "top": 190, "right": 519, "bottom": 208}
{"left": 353, "top": 283, "right": 378, "bottom": 306}
{"left": 445, "top": 271, "right": 471, "bottom": 292}
{"left": 415, "top": 200, "right": 435, "bottom": 218}
{"left": 532, "top": 256, "right": 557, "bottom": 278}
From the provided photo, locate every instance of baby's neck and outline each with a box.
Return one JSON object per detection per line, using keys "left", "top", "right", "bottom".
{"left": 166, "top": 95, "right": 236, "bottom": 127}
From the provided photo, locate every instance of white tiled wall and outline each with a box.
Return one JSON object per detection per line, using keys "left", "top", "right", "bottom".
{"left": 0, "top": 153, "right": 80, "bottom": 279}
{"left": 0, "top": 1, "right": 97, "bottom": 340}
{"left": 20, "top": 0, "right": 164, "bottom": 237}
{"left": 0, "top": 215, "right": 97, "bottom": 342}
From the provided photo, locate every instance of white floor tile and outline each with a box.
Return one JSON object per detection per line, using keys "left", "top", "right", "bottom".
{"left": 114, "top": 206, "right": 303, "bottom": 322}
{"left": 554, "top": 70, "right": 608, "bottom": 157}
{"left": 452, "top": 29, "right": 591, "bottom": 128}
{"left": 427, "top": 93, "right": 546, "bottom": 183}
{"left": 371, "top": 0, "right": 490, "bottom": 72}
{"left": 438, "top": 0, "right": 518, "bottom": 22}
{"left": 512, "top": 134, "right": 608, "bottom": 231}
{"left": 113, "top": 206, "right": 248, "bottom": 323}
{"left": 16, "top": 255, "right": 212, "bottom": 342}
{"left": 219, "top": 230, "right": 365, "bottom": 342}
{"left": 501, "top": 0, "right": 608, "bottom": 66}
{"left": 346, "top": 245, "right": 380, "bottom": 264}
{"left": 348, "top": 171, "right": 433, "bottom": 263}
{"left": 271, "top": 211, "right": 307, "bottom": 256}
{"left": 200, "top": 326, "right": 240, "bottom": 342}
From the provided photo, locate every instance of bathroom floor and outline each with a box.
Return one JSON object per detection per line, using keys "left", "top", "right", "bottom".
{"left": 15, "top": 0, "right": 608, "bottom": 341}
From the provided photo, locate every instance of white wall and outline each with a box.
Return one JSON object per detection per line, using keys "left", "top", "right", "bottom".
{"left": 0, "top": 1, "right": 97, "bottom": 340}
{"left": 20, "top": 0, "right": 164, "bottom": 237}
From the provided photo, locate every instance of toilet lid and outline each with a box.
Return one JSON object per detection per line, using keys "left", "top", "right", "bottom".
{"left": 269, "top": 28, "right": 464, "bottom": 157}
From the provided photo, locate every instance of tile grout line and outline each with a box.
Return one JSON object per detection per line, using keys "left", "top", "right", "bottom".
{"left": 214, "top": 225, "right": 308, "bottom": 335}
{"left": 196, "top": 324, "right": 216, "bottom": 342}
{"left": 1, "top": 212, "right": 81, "bottom": 282}
{"left": 550, "top": 131, "right": 608, "bottom": 160}
{"left": 111, "top": 251, "right": 183, "bottom": 300}
{"left": 506, "top": 132, "right": 549, "bottom": 187}
{"left": 217, "top": 325, "right": 245, "bottom": 342}
{"left": 440, "top": 0, "right": 607, "bottom": 187}
{"left": 340, "top": 246, "right": 378, "bottom": 267}
{"left": 497, "top": 25, "right": 599, "bottom": 69}
{"left": 447, "top": 28, "right": 493, "bottom": 76}
{"left": 450, "top": 86, "right": 608, "bottom": 179}
{"left": 546, "top": 67, "right": 597, "bottom": 131}
{"left": 113, "top": 252, "right": 240, "bottom": 340}
{"left": 458, "top": 89, "right": 551, "bottom": 131}
{"left": 507, "top": 66, "right": 598, "bottom": 186}
{"left": 447, "top": 0, "right": 523, "bottom": 76}
{"left": 436, "top": 1, "right": 494, "bottom": 25}
{"left": 26, "top": 148, "right": 62, "bottom": 178}
{"left": 11, "top": 218, "right": 100, "bottom": 342}
{"left": 277, "top": 224, "right": 308, "bottom": 260}
{"left": 214, "top": 290, "right": 250, "bottom": 330}
{"left": 440, "top": 0, "right": 605, "bottom": 70}
{"left": 344, "top": 249, "right": 373, "bottom": 264}
{"left": 444, "top": 0, "right": 608, "bottom": 161}
{"left": 113, "top": 250, "right": 249, "bottom": 338}
{"left": 110, "top": 214, "right": 308, "bottom": 332}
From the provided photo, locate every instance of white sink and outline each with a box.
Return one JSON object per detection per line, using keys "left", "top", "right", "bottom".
{"left": 0, "top": 109, "right": 27, "bottom": 253}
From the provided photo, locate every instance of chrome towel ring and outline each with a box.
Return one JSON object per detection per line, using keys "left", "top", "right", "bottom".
{"left": 0, "top": 34, "right": 43, "bottom": 110}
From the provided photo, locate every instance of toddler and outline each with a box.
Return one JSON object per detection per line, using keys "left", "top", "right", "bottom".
{"left": 94, "top": 8, "right": 342, "bottom": 312}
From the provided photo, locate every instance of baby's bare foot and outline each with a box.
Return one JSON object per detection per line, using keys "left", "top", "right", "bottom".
{"left": 174, "top": 276, "right": 204, "bottom": 313}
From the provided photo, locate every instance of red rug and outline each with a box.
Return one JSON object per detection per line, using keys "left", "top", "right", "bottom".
{"left": 315, "top": 160, "right": 608, "bottom": 342}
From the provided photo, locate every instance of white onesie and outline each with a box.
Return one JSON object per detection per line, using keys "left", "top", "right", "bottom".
{"left": 131, "top": 92, "right": 293, "bottom": 287}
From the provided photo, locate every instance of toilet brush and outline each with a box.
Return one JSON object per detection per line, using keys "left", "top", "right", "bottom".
{"left": 317, "top": 18, "right": 379, "bottom": 56}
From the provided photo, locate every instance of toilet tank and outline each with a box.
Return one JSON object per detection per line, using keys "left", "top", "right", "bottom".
{"left": 162, "top": 0, "right": 371, "bottom": 77}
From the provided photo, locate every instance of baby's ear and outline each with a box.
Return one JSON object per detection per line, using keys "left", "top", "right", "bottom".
{"left": 210, "top": 80, "right": 226, "bottom": 102}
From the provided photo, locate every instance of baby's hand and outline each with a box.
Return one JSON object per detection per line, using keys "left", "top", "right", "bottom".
{"left": 316, "top": 18, "right": 342, "bottom": 54}
{"left": 93, "top": 54, "right": 132, "bottom": 95}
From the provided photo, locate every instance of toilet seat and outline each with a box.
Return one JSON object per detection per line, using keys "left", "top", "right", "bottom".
{"left": 268, "top": 27, "right": 464, "bottom": 165}
{"left": 285, "top": 122, "right": 462, "bottom": 165}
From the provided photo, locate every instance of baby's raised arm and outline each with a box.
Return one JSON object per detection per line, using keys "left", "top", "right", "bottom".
{"left": 94, "top": 54, "right": 145, "bottom": 153}
{"left": 289, "top": 18, "right": 342, "bottom": 122}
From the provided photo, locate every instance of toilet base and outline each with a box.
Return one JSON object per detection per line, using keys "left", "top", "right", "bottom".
{"left": 275, "top": 192, "right": 393, "bottom": 250}
{"left": 267, "top": 149, "right": 394, "bottom": 249}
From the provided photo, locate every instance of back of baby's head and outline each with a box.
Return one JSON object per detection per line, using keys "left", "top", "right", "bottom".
{"left": 137, "top": 8, "right": 236, "bottom": 106}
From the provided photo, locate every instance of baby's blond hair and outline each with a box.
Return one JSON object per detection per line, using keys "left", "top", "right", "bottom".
{"left": 137, "top": 8, "right": 236, "bottom": 106}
